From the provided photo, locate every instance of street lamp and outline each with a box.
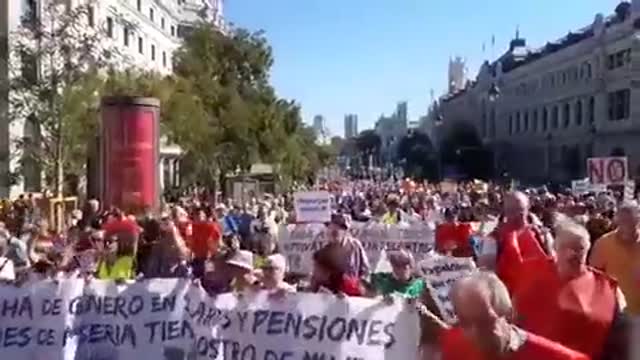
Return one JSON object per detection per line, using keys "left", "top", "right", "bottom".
{"left": 488, "top": 83, "right": 501, "bottom": 102}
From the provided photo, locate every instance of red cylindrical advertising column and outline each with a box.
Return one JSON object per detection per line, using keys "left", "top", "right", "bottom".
{"left": 100, "top": 97, "right": 160, "bottom": 213}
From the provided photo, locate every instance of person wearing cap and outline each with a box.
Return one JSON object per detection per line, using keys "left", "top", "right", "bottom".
{"left": 369, "top": 250, "right": 425, "bottom": 299}
{"left": 225, "top": 249, "right": 257, "bottom": 293}
{"left": 259, "top": 254, "right": 295, "bottom": 293}
{"left": 325, "top": 213, "right": 370, "bottom": 279}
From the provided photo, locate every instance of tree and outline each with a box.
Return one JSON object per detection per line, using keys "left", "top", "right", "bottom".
{"left": 9, "top": 0, "right": 118, "bottom": 194}
{"left": 397, "top": 130, "right": 438, "bottom": 180}
{"left": 439, "top": 124, "right": 493, "bottom": 180}
{"left": 170, "top": 23, "right": 330, "bottom": 189}
{"left": 355, "top": 130, "right": 381, "bottom": 167}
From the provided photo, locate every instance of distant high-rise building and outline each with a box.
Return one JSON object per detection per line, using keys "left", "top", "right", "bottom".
{"left": 395, "top": 102, "right": 408, "bottom": 126}
{"left": 344, "top": 114, "right": 358, "bottom": 139}
{"left": 448, "top": 56, "right": 467, "bottom": 93}
{"left": 313, "top": 115, "right": 326, "bottom": 137}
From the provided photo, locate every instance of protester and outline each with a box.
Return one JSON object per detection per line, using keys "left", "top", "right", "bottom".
{"left": 479, "top": 191, "right": 552, "bottom": 295}
{"left": 590, "top": 201, "right": 640, "bottom": 316}
{"left": 310, "top": 242, "right": 363, "bottom": 296}
{"left": 258, "top": 254, "right": 296, "bottom": 292}
{"left": 420, "top": 271, "right": 590, "bottom": 360}
{"left": 324, "top": 213, "right": 370, "bottom": 279}
{"left": 515, "top": 217, "right": 628, "bottom": 359}
{"left": 435, "top": 207, "right": 474, "bottom": 257}
{"left": 189, "top": 206, "right": 220, "bottom": 278}
{"left": 370, "top": 249, "right": 425, "bottom": 298}
{"left": 224, "top": 249, "right": 257, "bottom": 293}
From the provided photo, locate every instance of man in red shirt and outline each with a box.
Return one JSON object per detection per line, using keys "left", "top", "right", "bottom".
{"left": 190, "top": 206, "right": 221, "bottom": 279}
{"left": 435, "top": 207, "right": 473, "bottom": 257}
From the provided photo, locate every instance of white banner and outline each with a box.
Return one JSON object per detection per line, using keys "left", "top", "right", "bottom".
{"left": 418, "top": 255, "right": 476, "bottom": 324}
{"left": 293, "top": 191, "right": 331, "bottom": 223}
{"left": 279, "top": 223, "right": 435, "bottom": 274}
{"left": 0, "top": 279, "right": 420, "bottom": 360}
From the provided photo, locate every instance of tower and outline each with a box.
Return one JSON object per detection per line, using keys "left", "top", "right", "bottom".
{"left": 448, "top": 56, "right": 467, "bottom": 93}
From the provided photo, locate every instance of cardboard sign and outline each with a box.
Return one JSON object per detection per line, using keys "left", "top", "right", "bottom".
{"left": 419, "top": 255, "right": 476, "bottom": 323}
{"left": 293, "top": 191, "right": 331, "bottom": 223}
{"left": 587, "top": 157, "right": 628, "bottom": 185}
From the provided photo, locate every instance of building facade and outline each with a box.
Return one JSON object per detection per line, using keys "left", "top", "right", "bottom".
{"left": 344, "top": 114, "right": 358, "bottom": 139}
{"left": 435, "top": 1, "right": 640, "bottom": 184}
{"left": 375, "top": 102, "right": 409, "bottom": 163}
{"left": 0, "top": 0, "right": 225, "bottom": 198}
{"left": 312, "top": 114, "right": 328, "bottom": 144}
{"left": 448, "top": 56, "right": 467, "bottom": 93}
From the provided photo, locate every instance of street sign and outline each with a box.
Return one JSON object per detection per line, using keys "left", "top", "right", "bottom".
{"left": 587, "top": 157, "right": 628, "bottom": 185}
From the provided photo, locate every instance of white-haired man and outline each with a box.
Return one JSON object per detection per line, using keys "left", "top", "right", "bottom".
{"left": 418, "top": 272, "right": 588, "bottom": 360}
{"left": 514, "top": 217, "right": 627, "bottom": 360}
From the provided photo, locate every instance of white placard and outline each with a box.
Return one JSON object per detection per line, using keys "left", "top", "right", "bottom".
{"left": 0, "top": 279, "right": 420, "bottom": 360}
{"left": 587, "top": 157, "right": 628, "bottom": 185}
{"left": 279, "top": 223, "right": 435, "bottom": 274}
{"left": 419, "top": 256, "right": 476, "bottom": 324}
{"left": 293, "top": 191, "right": 331, "bottom": 223}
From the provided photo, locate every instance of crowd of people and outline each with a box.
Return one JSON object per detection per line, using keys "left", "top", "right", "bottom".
{"left": 0, "top": 179, "right": 637, "bottom": 359}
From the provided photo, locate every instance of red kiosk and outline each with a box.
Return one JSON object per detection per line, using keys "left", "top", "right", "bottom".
{"left": 99, "top": 96, "right": 160, "bottom": 213}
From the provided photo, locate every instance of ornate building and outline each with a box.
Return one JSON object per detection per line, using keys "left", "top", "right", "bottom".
{"left": 435, "top": 1, "right": 640, "bottom": 184}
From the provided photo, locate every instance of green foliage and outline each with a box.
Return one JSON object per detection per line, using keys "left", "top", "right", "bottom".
{"left": 9, "top": 0, "right": 117, "bottom": 192}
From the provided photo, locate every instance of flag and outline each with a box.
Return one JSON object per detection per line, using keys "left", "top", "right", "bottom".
{"left": 491, "top": 35, "right": 495, "bottom": 47}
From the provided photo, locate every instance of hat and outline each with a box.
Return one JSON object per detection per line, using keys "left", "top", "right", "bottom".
{"left": 326, "top": 213, "right": 350, "bottom": 230}
{"left": 261, "top": 254, "right": 287, "bottom": 271}
{"left": 225, "top": 250, "right": 254, "bottom": 271}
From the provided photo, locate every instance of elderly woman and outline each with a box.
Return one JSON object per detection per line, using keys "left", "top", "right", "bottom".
{"left": 514, "top": 217, "right": 627, "bottom": 360}
{"left": 369, "top": 250, "right": 425, "bottom": 299}
{"left": 258, "top": 254, "right": 295, "bottom": 292}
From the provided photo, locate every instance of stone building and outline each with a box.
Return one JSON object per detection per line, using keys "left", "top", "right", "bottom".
{"left": 435, "top": 1, "right": 640, "bottom": 184}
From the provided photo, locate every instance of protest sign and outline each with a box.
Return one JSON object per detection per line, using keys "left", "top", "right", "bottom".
{"left": 293, "top": 191, "right": 331, "bottom": 223}
{"left": 279, "top": 222, "right": 435, "bottom": 274}
{"left": 418, "top": 255, "right": 476, "bottom": 324}
{"left": 0, "top": 279, "right": 419, "bottom": 360}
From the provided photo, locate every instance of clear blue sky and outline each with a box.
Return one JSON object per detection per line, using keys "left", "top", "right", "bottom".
{"left": 225, "top": 0, "right": 618, "bottom": 137}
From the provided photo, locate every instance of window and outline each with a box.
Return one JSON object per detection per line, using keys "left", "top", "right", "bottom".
{"left": 123, "top": 28, "right": 130, "bottom": 46}
{"left": 608, "top": 89, "right": 631, "bottom": 121}
{"left": 552, "top": 106, "right": 559, "bottom": 129}
{"left": 88, "top": 6, "right": 95, "bottom": 27}
{"left": 523, "top": 112, "right": 529, "bottom": 132}
{"left": 509, "top": 115, "right": 513, "bottom": 135}
{"left": 608, "top": 49, "right": 631, "bottom": 70}
{"left": 151, "top": 44, "right": 156, "bottom": 61}
{"left": 20, "top": 51, "right": 38, "bottom": 84}
{"left": 138, "top": 37, "right": 144, "bottom": 54}
{"left": 532, "top": 110, "right": 538, "bottom": 132}
{"left": 171, "top": 25, "right": 175, "bottom": 36}
{"left": 490, "top": 108, "right": 496, "bottom": 137}
{"left": 516, "top": 112, "right": 521, "bottom": 133}
{"left": 106, "top": 17, "right": 114, "bottom": 38}
{"left": 149, "top": 8, "right": 154, "bottom": 22}
{"left": 161, "top": 17, "right": 165, "bottom": 29}
{"left": 22, "top": 0, "right": 38, "bottom": 26}
{"left": 588, "top": 97, "right": 595, "bottom": 123}
{"left": 575, "top": 100, "right": 583, "bottom": 126}
{"left": 542, "top": 108, "right": 549, "bottom": 131}
{"left": 137, "top": 0, "right": 142, "bottom": 11}
{"left": 563, "top": 103, "right": 570, "bottom": 128}
{"left": 162, "top": 51, "right": 167, "bottom": 67}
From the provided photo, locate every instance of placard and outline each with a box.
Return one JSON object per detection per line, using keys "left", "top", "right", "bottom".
{"left": 279, "top": 223, "right": 435, "bottom": 274}
{"left": 0, "top": 279, "right": 420, "bottom": 360}
{"left": 587, "top": 157, "right": 628, "bottom": 185}
{"left": 418, "top": 255, "right": 476, "bottom": 324}
{"left": 293, "top": 191, "right": 331, "bottom": 223}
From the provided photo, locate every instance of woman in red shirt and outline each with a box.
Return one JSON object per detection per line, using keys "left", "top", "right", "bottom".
{"left": 435, "top": 207, "right": 473, "bottom": 257}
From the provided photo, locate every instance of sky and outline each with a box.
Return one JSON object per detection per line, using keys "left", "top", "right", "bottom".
{"left": 225, "top": 0, "right": 619, "bottom": 137}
